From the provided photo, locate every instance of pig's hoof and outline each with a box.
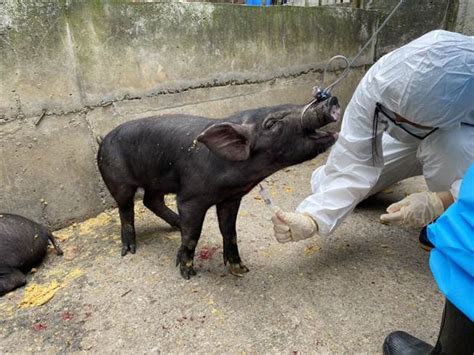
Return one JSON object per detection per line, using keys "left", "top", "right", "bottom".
{"left": 229, "top": 263, "right": 250, "bottom": 277}
{"left": 121, "top": 244, "right": 136, "bottom": 256}
{"left": 179, "top": 263, "right": 197, "bottom": 280}
{"left": 121, "top": 246, "right": 128, "bottom": 256}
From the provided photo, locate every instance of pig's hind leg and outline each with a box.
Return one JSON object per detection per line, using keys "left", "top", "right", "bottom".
{"left": 48, "top": 233, "right": 63, "bottom": 255}
{"left": 217, "top": 198, "right": 250, "bottom": 277}
{"left": 112, "top": 185, "right": 138, "bottom": 256}
{"left": 143, "top": 190, "right": 180, "bottom": 229}
{"left": 0, "top": 267, "right": 27, "bottom": 296}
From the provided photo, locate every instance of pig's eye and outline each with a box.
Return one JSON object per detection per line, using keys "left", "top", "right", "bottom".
{"left": 263, "top": 118, "right": 281, "bottom": 130}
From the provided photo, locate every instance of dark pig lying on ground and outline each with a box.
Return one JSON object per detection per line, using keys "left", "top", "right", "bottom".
{"left": 0, "top": 214, "right": 63, "bottom": 296}
{"left": 98, "top": 97, "right": 340, "bottom": 279}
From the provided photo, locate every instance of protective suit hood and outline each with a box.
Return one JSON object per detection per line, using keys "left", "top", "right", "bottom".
{"left": 371, "top": 30, "right": 474, "bottom": 129}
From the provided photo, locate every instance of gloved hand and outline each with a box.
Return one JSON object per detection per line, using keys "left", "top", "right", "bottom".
{"left": 271, "top": 207, "right": 318, "bottom": 243}
{"left": 380, "top": 191, "right": 445, "bottom": 228}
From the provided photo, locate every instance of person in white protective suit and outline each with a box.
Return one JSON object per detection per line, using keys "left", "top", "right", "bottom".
{"left": 272, "top": 30, "right": 474, "bottom": 243}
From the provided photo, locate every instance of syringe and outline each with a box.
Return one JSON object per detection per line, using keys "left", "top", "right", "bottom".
{"left": 258, "top": 183, "right": 278, "bottom": 214}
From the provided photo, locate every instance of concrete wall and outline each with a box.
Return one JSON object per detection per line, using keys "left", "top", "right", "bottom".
{"left": 0, "top": 2, "right": 377, "bottom": 121}
{"left": 0, "top": 1, "right": 460, "bottom": 229}
{"left": 456, "top": 0, "right": 474, "bottom": 35}
{"left": 368, "top": 0, "right": 458, "bottom": 57}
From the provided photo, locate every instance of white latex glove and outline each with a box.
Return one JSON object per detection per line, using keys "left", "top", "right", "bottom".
{"left": 380, "top": 191, "right": 445, "bottom": 228}
{"left": 271, "top": 207, "right": 318, "bottom": 243}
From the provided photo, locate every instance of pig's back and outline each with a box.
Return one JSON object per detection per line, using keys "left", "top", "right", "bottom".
{"left": 0, "top": 214, "right": 50, "bottom": 271}
{"left": 98, "top": 115, "right": 216, "bottom": 191}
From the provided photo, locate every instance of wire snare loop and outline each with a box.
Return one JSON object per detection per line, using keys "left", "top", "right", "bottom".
{"left": 301, "top": 0, "right": 406, "bottom": 123}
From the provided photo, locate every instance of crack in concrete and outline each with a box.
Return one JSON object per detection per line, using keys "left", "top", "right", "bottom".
{"left": 7, "top": 63, "right": 360, "bottom": 125}
{"left": 81, "top": 111, "right": 110, "bottom": 209}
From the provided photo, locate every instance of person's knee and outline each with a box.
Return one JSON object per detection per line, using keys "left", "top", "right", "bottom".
{"left": 421, "top": 127, "right": 474, "bottom": 191}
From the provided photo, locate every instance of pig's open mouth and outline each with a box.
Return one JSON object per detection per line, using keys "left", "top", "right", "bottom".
{"left": 308, "top": 129, "right": 339, "bottom": 142}
{"left": 329, "top": 101, "right": 341, "bottom": 122}
{"left": 318, "top": 96, "right": 341, "bottom": 123}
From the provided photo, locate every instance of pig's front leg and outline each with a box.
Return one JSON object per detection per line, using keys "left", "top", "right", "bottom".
{"left": 175, "top": 199, "right": 208, "bottom": 280}
{"left": 217, "top": 198, "right": 249, "bottom": 277}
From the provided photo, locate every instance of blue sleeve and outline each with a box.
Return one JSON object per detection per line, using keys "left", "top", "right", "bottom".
{"left": 428, "top": 163, "right": 474, "bottom": 321}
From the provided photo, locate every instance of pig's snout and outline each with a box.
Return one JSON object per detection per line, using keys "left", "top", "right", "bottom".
{"left": 327, "top": 96, "right": 341, "bottom": 123}
{"left": 301, "top": 96, "right": 340, "bottom": 134}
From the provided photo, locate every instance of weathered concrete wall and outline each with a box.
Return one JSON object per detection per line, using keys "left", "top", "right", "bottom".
{"left": 456, "top": 0, "right": 474, "bottom": 35}
{"left": 0, "top": 2, "right": 376, "bottom": 122}
{"left": 369, "top": 0, "right": 457, "bottom": 57}
{"left": 0, "top": 0, "right": 461, "bottom": 229}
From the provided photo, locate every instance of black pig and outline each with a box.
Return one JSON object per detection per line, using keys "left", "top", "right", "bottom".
{"left": 0, "top": 214, "right": 63, "bottom": 296}
{"left": 98, "top": 98, "right": 340, "bottom": 279}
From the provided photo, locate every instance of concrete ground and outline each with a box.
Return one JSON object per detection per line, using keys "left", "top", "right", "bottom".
{"left": 0, "top": 151, "right": 444, "bottom": 354}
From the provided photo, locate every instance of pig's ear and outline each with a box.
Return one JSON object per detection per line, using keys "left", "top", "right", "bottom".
{"left": 197, "top": 123, "right": 253, "bottom": 161}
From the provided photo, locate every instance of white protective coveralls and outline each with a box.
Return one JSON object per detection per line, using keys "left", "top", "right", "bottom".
{"left": 296, "top": 30, "right": 474, "bottom": 236}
